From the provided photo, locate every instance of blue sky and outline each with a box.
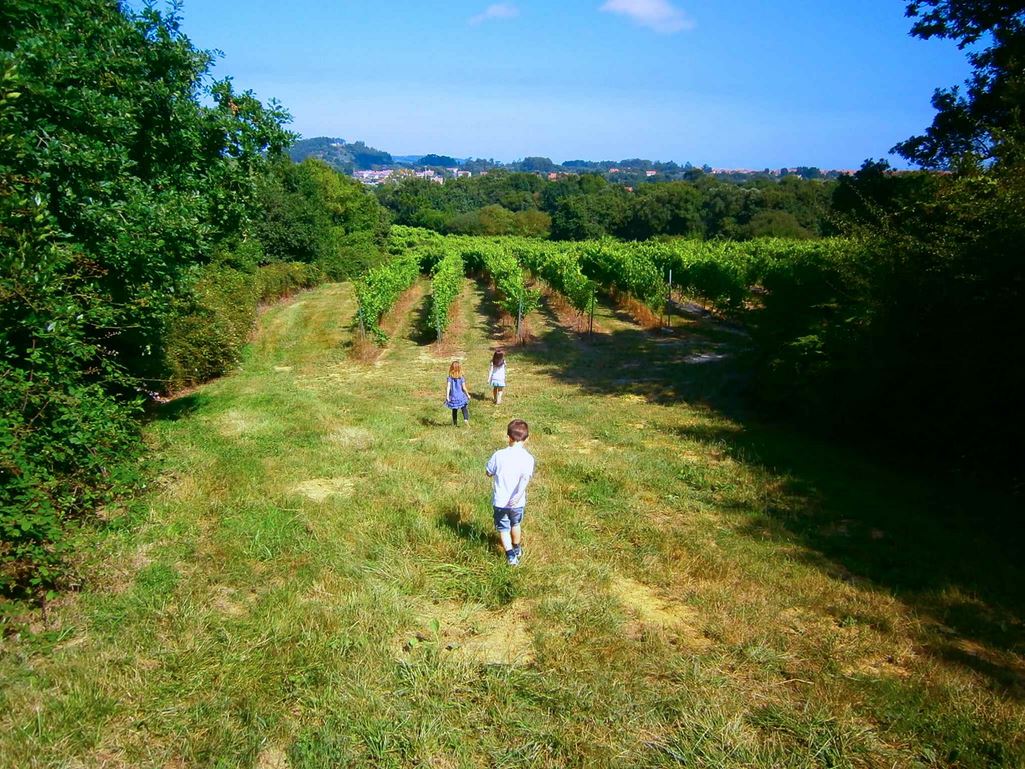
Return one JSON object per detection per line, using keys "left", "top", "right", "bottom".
{"left": 152, "top": 0, "right": 973, "bottom": 168}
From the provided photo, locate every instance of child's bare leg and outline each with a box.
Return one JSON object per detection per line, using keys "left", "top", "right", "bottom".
{"left": 499, "top": 529, "right": 513, "bottom": 552}
{"left": 496, "top": 387, "right": 503, "bottom": 405}
{"left": 492, "top": 386, "right": 499, "bottom": 404}
{"left": 510, "top": 524, "right": 521, "bottom": 547}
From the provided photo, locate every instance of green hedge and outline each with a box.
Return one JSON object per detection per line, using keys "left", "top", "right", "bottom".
{"left": 165, "top": 261, "right": 322, "bottom": 391}
{"left": 1, "top": 257, "right": 322, "bottom": 603}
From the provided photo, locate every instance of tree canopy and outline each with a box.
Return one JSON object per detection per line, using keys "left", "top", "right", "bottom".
{"left": 896, "top": 0, "right": 1025, "bottom": 166}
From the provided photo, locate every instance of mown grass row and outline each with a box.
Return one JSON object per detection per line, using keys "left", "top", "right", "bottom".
{"left": 3, "top": 278, "right": 1022, "bottom": 768}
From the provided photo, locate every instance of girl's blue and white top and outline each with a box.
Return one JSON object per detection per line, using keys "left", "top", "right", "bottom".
{"left": 488, "top": 363, "right": 506, "bottom": 387}
{"left": 445, "top": 376, "right": 469, "bottom": 408}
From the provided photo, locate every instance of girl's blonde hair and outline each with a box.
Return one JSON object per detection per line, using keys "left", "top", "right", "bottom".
{"left": 449, "top": 360, "right": 463, "bottom": 378}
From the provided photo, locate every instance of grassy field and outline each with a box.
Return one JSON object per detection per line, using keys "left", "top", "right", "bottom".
{"left": 1, "top": 278, "right": 1023, "bottom": 768}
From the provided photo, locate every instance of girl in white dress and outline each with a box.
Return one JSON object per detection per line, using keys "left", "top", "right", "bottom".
{"left": 488, "top": 349, "right": 507, "bottom": 405}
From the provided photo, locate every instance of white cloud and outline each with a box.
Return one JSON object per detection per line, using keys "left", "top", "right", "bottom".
{"left": 600, "top": 0, "right": 694, "bottom": 34}
{"left": 469, "top": 3, "right": 520, "bottom": 25}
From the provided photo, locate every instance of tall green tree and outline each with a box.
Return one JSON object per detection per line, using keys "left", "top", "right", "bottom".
{"left": 1, "top": 0, "right": 293, "bottom": 598}
{"left": 896, "top": 1, "right": 1025, "bottom": 167}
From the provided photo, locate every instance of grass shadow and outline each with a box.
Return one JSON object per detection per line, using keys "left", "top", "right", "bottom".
{"left": 440, "top": 507, "right": 499, "bottom": 550}
{"left": 521, "top": 291, "right": 1025, "bottom": 695}
{"left": 471, "top": 276, "right": 514, "bottom": 344}
{"left": 675, "top": 418, "right": 1025, "bottom": 696}
{"left": 418, "top": 416, "right": 451, "bottom": 428}
{"left": 407, "top": 290, "right": 436, "bottom": 346}
{"left": 147, "top": 393, "right": 206, "bottom": 422}
{"left": 520, "top": 294, "right": 752, "bottom": 419}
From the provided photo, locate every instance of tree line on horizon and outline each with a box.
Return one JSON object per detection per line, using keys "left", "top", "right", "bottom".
{"left": 289, "top": 135, "right": 847, "bottom": 182}
{"left": 375, "top": 169, "right": 856, "bottom": 241}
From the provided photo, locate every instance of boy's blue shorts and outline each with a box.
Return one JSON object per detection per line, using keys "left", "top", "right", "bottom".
{"left": 493, "top": 506, "right": 524, "bottom": 532}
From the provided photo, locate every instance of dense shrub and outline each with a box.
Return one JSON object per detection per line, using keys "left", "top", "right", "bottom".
{"left": 164, "top": 260, "right": 322, "bottom": 391}
{"left": 320, "top": 230, "right": 388, "bottom": 280}
{"left": 0, "top": 238, "right": 142, "bottom": 599}
{"left": 756, "top": 167, "right": 1025, "bottom": 479}
{"left": 0, "top": 1, "right": 293, "bottom": 599}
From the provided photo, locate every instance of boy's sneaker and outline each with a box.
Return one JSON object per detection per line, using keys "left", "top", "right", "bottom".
{"left": 506, "top": 551, "right": 519, "bottom": 566}
{"left": 513, "top": 544, "right": 523, "bottom": 560}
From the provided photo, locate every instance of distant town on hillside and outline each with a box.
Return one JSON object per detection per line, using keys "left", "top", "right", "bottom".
{"left": 288, "top": 137, "right": 861, "bottom": 187}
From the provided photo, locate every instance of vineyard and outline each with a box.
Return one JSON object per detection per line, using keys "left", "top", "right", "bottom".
{"left": 357, "top": 228, "right": 862, "bottom": 380}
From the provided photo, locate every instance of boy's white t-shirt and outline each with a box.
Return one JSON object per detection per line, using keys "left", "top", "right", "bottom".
{"left": 486, "top": 443, "right": 534, "bottom": 508}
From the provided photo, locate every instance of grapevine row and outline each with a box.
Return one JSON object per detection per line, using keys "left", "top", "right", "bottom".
{"left": 428, "top": 248, "right": 464, "bottom": 339}
{"left": 507, "top": 239, "right": 596, "bottom": 317}
{"left": 362, "top": 228, "right": 858, "bottom": 344}
{"left": 461, "top": 240, "right": 540, "bottom": 322}
{"left": 355, "top": 251, "right": 421, "bottom": 342}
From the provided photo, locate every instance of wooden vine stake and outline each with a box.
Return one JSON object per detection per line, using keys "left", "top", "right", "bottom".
{"left": 588, "top": 284, "right": 595, "bottom": 337}
{"left": 666, "top": 268, "right": 673, "bottom": 329}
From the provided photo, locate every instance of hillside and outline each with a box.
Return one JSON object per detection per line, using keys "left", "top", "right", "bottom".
{"left": 289, "top": 137, "right": 393, "bottom": 171}
{"left": 2, "top": 278, "right": 1022, "bottom": 767}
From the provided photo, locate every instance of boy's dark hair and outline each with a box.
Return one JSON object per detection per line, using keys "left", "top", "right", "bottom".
{"left": 507, "top": 419, "right": 529, "bottom": 442}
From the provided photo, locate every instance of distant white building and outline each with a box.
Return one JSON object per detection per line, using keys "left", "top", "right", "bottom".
{"left": 414, "top": 169, "right": 444, "bottom": 184}
{"left": 353, "top": 169, "right": 397, "bottom": 185}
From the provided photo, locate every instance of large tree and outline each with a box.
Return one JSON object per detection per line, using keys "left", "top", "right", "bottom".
{"left": 896, "top": 0, "right": 1025, "bottom": 167}
{"left": 1, "top": 0, "right": 293, "bottom": 597}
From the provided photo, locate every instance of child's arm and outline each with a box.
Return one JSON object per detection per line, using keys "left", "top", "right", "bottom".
{"left": 462, "top": 379, "right": 470, "bottom": 397}
{"left": 503, "top": 472, "right": 531, "bottom": 508}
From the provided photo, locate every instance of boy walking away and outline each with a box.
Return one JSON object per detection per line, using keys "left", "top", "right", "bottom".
{"left": 486, "top": 419, "right": 535, "bottom": 566}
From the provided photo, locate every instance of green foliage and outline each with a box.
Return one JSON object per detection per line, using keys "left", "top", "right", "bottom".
{"left": 744, "top": 209, "right": 813, "bottom": 239}
{"left": 418, "top": 154, "right": 460, "bottom": 167}
{"left": 322, "top": 230, "right": 388, "bottom": 281}
{"left": 254, "top": 158, "right": 389, "bottom": 278}
{"left": 461, "top": 241, "right": 540, "bottom": 319}
{"left": 509, "top": 239, "right": 596, "bottom": 315}
{"left": 446, "top": 205, "right": 552, "bottom": 237}
{"left": 0, "top": 0, "right": 295, "bottom": 598}
{"left": 376, "top": 169, "right": 837, "bottom": 242}
{"left": 896, "top": 1, "right": 1025, "bottom": 167}
{"left": 577, "top": 240, "right": 668, "bottom": 310}
{"left": 355, "top": 252, "right": 422, "bottom": 343}
{"left": 164, "top": 260, "right": 322, "bottom": 391}
{"left": 624, "top": 182, "right": 704, "bottom": 240}
{"left": 427, "top": 249, "right": 465, "bottom": 339}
